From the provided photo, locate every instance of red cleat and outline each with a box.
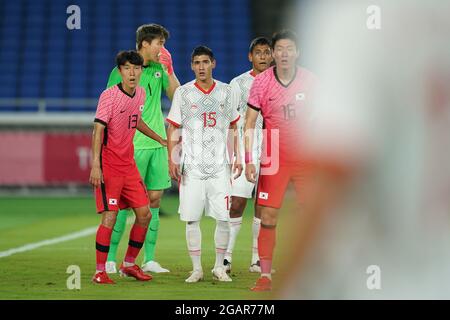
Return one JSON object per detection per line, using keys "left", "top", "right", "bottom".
{"left": 120, "top": 264, "right": 153, "bottom": 281}
{"left": 250, "top": 276, "right": 272, "bottom": 292}
{"left": 92, "top": 271, "right": 115, "bottom": 284}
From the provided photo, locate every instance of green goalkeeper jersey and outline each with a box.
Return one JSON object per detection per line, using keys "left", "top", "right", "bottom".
{"left": 107, "top": 61, "right": 169, "bottom": 149}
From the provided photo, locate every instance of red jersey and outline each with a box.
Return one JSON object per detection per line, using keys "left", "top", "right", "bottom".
{"left": 94, "top": 83, "right": 145, "bottom": 176}
{"left": 247, "top": 66, "right": 317, "bottom": 165}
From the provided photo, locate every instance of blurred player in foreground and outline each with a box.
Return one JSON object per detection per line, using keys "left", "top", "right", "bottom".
{"left": 166, "top": 46, "right": 242, "bottom": 283}
{"left": 224, "top": 37, "right": 273, "bottom": 273}
{"left": 278, "top": 0, "right": 450, "bottom": 299}
{"left": 90, "top": 51, "right": 167, "bottom": 284}
{"left": 106, "top": 24, "right": 180, "bottom": 274}
{"left": 245, "top": 30, "right": 317, "bottom": 291}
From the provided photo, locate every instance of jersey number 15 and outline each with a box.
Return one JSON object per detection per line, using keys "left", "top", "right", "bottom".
{"left": 202, "top": 112, "right": 217, "bottom": 127}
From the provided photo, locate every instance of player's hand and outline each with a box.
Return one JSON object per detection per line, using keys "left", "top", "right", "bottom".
{"left": 89, "top": 165, "right": 103, "bottom": 188}
{"left": 232, "top": 161, "right": 243, "bottom": 180}
{"left": 159, "top": 137, "right": 168, "bottom": 146}
{"left": 169, "top": 161, "right": 180, "bottom": 180}
{"left": 158, "top": 46, "right": 174, "bottom": 75}
{"left": 245, "top": 163, "right": 257, "bottom": 183}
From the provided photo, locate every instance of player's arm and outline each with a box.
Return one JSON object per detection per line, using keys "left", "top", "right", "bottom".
{"left": 244, "top": 107, "right": 259, "bottom": 183}
{"left": 136, "top": 118, "right": 167, "bottom": 146}
{"left": 89, "top": 122, "right": 105, "bottom": 188}
{"left": 159, "top": 46, "right": 180, "bottom": 101}
{"left": 166, "top": 123, "right": 181, "bottom": 179}
{"left": 229, "top": 122, "right": 242, "bottom": 179}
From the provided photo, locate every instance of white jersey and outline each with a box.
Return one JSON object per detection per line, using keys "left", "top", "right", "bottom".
{"left": 230, "top": 70, "right": 263, "bottom": 159}
{"left": 167, "top": 80, "right": 240, "bottom": 180}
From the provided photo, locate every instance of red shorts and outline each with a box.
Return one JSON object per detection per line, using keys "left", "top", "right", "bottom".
{"left": 256, "top": 165, "right": 307, "bottom": 209}
{"left": 95, "top": 172, "right": 149, "bottom": 213}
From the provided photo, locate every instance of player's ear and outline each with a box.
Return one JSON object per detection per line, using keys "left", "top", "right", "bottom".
{"left": 211, "top": 59, "right": 216, "bottom": 69}
{"left": 248, "top": 52, "right": 253, "bottom": 63}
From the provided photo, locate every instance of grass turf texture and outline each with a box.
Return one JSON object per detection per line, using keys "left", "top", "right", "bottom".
{"left": 0, "top": 195, "right": 292, "bottom": 300}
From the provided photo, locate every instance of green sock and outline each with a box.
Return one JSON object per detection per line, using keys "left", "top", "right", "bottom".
{"left": 107, "top": 209, "right": 128, "bottom": 263}
{"left": 143, "top": 207, "right": 160, "bottom": 264}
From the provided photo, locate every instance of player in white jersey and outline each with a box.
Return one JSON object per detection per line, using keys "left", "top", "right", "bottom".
{"left": 166, "top": 46, "right": 242, "bottom": 283}
{"left": 223, "top": 37, "right": 273, "bottom": 273}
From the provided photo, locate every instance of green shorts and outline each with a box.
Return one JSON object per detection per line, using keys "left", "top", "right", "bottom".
{"left": 134, "top": 147, "right": 171, "bottom": 190}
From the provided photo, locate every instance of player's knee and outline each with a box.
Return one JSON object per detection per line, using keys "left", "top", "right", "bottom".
{"left": 230, "top": 198, "right": 246, "bottom": 217}
{"left": 101, "top": 211, "right": 117, "bottom": 228}
{"left": 260, "top": 207, "right": 278, "bottom": 225}
{"left": 148, "top": 190, "right": 163, "bottom": 207}
{"left": 135, "top": 207, "right": 152, "bottom": 227}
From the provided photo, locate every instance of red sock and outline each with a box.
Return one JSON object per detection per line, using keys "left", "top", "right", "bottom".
{"left": 258, "top": 224, "right": 276, "bottom": 275}
{"left": 124, "top": 224, "right": 148, "bottom": 264}
{"left": 95, "top": 224, "right": 113, "bottom": 272}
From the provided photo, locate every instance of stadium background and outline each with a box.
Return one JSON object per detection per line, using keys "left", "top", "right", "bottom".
{"left": 0, "top": 0, "right": 296, "bottom": 193}
{"left": 0, "top": 0, "right": 299, "bottom": 300}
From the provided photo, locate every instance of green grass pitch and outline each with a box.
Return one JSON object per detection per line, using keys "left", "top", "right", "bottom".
{"left": 0, "top": 195, "right": 288, "bottom": 300}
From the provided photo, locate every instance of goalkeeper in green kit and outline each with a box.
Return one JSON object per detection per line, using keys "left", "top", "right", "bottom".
{"left": 105, "top": 24, "right": 180, "bottom": 274}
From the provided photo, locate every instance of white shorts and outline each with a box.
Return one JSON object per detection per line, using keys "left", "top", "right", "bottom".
{"left": 231, "top": 161, "right": 260, "bottom": 198}
{"left": 178, "top": 171, "right": 232, "bottom": 222}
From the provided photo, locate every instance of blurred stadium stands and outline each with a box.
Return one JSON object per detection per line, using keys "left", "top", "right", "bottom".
{"left": 0, "top": 0, "right": 251, "bottom": 113}
{"left": 0, "top": 0, "right": 296, "bottom": 191}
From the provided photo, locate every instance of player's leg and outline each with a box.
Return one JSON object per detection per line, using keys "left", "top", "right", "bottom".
{"left": 118, "top": 174, "right": 152, "bottom": 281}
{"left": 225, "top": 165, "right": 257, "bottom": 271}
{"left": 224, "top": 196, "right": 246, "bottom": 270}
{"left": 207, "top": 173, "right": 232, "bottom": 282}
{"left": 251, "top": 166, "right": 289, "bottom": 291}
{"left": 93, "top": 177, "right": 122, "bottom": 284}
{"left": 180, "top": 175, "right": 205, "bottom": 282}
{"left": 142, "top": 147, "right": 172, "bottom": 273}
{"left": 106, "top": 149, "right": 151, "bottom": 272}
{"left": 249, "top": 204, "right": 262, "bottom": 272}
{"left": 106, "top": 209, "right": 129, "bottom": 273}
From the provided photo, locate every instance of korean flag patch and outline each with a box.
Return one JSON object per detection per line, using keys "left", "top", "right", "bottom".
{"left": 139, "top": 105, "right": 144, "bottom": 112}
{"left": 296, "top": 93, "right": 305, "bottom": 101}
{"left": 155, "top": 71, "right": 161, "bottom": 78}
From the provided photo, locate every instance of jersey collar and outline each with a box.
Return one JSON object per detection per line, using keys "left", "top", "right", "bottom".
{"left": 194, "top": 81, "right": 216, "bottom": 94}
{"left": 117, "top": 83, "right": 136, "bottom": 98}
{"left": 274, "top": 66, "right": 298, "bottom": 88}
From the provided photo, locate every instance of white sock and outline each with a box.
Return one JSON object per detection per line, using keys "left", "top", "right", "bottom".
{"left": 214, "top": 220, "right": 230, "bottom": 269}
{"left": 225, "top": 217, "right": 243, "bottom": 262}
{"left": 186, "top": 221, "right": 202, "bottom": 271}
{"left": 123, "top": 261, "right": 134, "bottom": 267}
{"left": 252, "top": 217, "right": 261, "bottom": 264}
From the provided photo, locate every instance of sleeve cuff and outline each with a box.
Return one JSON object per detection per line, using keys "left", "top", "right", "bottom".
{"left": 247, "top": 103, "right": 260, "bottom": 111}
{"left": 94, "top": 118, "right": 107, "bottom": 126}
{"left": 230, "top": 115, "right": 240, "bottom": 125}
{"left": 166, "top": 118, "right": 181, "bottom": 128}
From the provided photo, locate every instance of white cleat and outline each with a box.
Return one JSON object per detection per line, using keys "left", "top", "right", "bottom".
{"left": 141, "top": 261, "right": 170, "bottom": 273}
{"left": 249, "top": 261, "right": 276, "bottom": 274}
{"left": 185, "top": 270, "right": 204, "bottom": 283}
{"left": 212, "top": 266, "right": 232, "bottom": 282}
{"left": 105, "top": 261, "right": 117, "bottom": 274}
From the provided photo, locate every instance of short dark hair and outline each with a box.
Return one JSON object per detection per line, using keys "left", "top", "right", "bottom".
{"left": 249, "top": 37, "right": 271, "bottom": 53}
{"left": 116, "top": 50, "right": 144, "bottom": 69}
{"left": 271, "top": 29, "right": 298, "bottom": 49}
{"left": 191, "top": 45, "right": 214, "bottom": 62}
{"left": 136, "top": 24, "right": 170, "bottom": 50}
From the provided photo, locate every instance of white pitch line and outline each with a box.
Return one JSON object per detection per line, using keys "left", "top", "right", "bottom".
{"left": 0, "top": 226, "right": 98, "bottom": 258}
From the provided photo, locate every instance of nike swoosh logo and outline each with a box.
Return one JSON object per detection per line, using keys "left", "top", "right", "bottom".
{"left": 269, "top": 98, "right": 276, "bottom": 101}
{"left": 120, "top": 110, "right": 126, "bottom": 113}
